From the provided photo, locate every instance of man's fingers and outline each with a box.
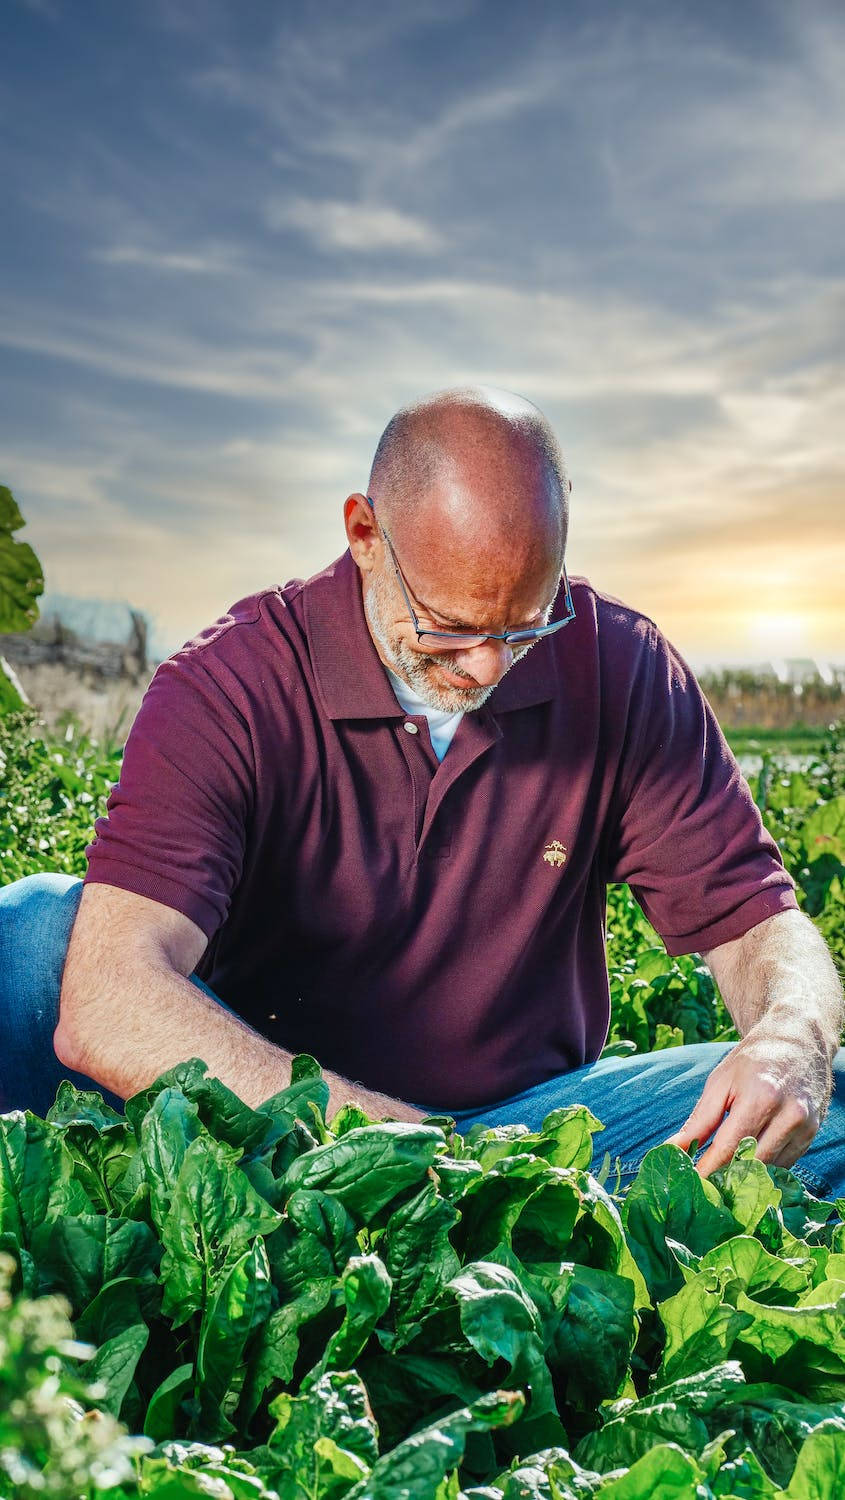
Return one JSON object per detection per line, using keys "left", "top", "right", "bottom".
{"left": 754, "top": 1095, "right": 819, "bottom": 1168}
{"left": 693, "top": 1107, "right": 762, "bottom": 1178}
{"left": 664, "top": 1075, "right": 732, "bottom": 1153}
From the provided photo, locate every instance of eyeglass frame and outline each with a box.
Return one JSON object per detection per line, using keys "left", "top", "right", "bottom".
{"left": 365, "top": 493, "right": 576, "bottom": 649}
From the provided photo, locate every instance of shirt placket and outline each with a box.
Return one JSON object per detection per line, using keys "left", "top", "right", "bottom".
{"left": 400, "top": 710, "right": 503, "bottom": 863}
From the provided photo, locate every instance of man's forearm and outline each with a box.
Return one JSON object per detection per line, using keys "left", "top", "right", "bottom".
{"left": 704, "top": 908, "right": 844, "bottom": 1071}
{"left": 55, "top": 964, "right": 426, "bottom": 1122}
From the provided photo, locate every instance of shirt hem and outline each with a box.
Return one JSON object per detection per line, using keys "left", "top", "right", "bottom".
{"left": 660, "top": 884, "right": 800, "bottom": 958}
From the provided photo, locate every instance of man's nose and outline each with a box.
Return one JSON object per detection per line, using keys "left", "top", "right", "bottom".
{"left": 452, "top": 639, "right": 514, "bottom": 686}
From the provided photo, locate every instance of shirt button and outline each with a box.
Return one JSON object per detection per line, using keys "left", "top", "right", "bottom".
{"left": 403, "top": 721, "right": 419, "bottom": 735}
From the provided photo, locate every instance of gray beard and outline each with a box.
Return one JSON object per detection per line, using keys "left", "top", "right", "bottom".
{"left": 364, "top": 569, "right": 498, "bottom": 714}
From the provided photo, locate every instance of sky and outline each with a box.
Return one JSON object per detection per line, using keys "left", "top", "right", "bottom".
{"left": 1, "top": 0, "right": 843, "bottom": 665}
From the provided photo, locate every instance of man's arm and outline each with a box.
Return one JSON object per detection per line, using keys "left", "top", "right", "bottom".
{"left": 665, "top": 908, "right": 844, "bottom": 1175}
{"left": 55, "top": 884, "right": 426, "bottom": 1123}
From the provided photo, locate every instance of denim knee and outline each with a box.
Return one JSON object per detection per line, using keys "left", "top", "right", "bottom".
{"left": 0, "top": 873, "right": 84, "bottom": 1009}
{"left": 0, "top": 873, "right": 84, "bottom": 1114}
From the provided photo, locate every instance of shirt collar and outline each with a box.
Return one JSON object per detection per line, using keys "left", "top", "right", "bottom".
{"left": 305, "top": 548, "right": 559, "bottom": 721}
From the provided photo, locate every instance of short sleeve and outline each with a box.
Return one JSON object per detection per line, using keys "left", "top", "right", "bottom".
{"left": 84, "top": 651, "right": 254, "bottom": 941}
{"left": 607, "top": 624, "right": 798, "bottom": 955}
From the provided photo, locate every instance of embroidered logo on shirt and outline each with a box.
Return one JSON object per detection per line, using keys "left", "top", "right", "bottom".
{"left": 542, "top": 840, "right": 568, "bottom": 868}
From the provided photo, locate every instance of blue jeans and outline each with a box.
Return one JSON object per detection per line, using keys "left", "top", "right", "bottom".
{"left": 2, "top": 873, "right": 843, "bottom": 1199}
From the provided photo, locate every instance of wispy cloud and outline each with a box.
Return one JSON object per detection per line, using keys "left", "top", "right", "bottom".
{"left": 266, "top": 198, "right": 444, "bottom": 253}
{"left": 91, "top": 245, "right": 236, "bottom": 273}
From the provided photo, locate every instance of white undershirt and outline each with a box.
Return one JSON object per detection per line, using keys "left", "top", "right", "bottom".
{"left": 386, "top": 667, "right": 464, "bottom": 762}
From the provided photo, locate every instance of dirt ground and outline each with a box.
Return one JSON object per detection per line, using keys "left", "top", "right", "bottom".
{"left": 11, "top": 661, "right": 154, "bottom": 744}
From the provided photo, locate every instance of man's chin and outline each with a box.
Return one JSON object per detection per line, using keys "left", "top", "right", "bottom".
{"left": 411, "top": 660, "right": 494, "bottom": 713}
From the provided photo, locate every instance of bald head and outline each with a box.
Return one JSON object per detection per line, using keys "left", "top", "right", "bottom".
{"left": 347, "top": 386, "right": 572, "bottom": 713}
{"left": 367, "top": 385, "right": 569, "bottom": 574}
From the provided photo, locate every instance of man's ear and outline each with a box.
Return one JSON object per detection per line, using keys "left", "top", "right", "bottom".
{"left": 344, "top": 493, "right": 380, "bottom": 572}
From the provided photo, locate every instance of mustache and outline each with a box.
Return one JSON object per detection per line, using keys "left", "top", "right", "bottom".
{"left": 425, "top": 657, "right": 478, "bottom": 682}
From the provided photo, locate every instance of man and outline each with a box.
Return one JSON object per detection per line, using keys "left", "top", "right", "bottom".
{"left": 2, "top": 387, "right": 843, "bottom": 1192}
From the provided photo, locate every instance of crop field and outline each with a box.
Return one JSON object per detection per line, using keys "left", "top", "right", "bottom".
{"left": 1, "top": 707, "right": 845, "bottom": 1497}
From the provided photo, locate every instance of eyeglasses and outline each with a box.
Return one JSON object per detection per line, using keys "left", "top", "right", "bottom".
{"left": 365, "top": 494, "right": 576, "bottom": 649}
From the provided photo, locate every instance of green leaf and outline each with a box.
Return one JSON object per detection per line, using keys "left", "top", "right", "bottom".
{"left": 446, "top": 1261, "right": 566, "bottom": 1452}
{"left": 622, "top": 1145, "right": 740, "bottom": 1301}
{"left": 260, "top": 1054, "right": 331, "bottom": 1128}
{"left": 46, "top": 1083, "right": 138, "bottom": 1214}
{"left": 280, "top": 1123, "right": 445, "bottom": 1220}
{"left": 238, "top": 1280, "right": 334, "bottom": 1428}
{"left": 547, "top": 1262, "right": 637, "bottom": 1407}
{"left": 344, "top": 1390, "right": 525, "bottom": 1500}
{"left": 30, "top": 1213, "right": 160, "bottom": 1316}
{"left": 802, "top": 796, "right": 845, "bottom": 867}
{"left": 308, "top": 1254, "right": 392, "bottom": 1381}
{"left": 691, "top": 1235, "right": 813, "bottom": 1305}
{"left": 710, "top": 1139, "right": 783, "bottom": 1236}
{"left": 706, "top": 1384, "right": 845, "bottom": 1488}
{"left": 777, "top": 1427, "right": 845, "bottom": 1498}
{"left": 382, "top": 1179, "right": 461, "bottom": 1343}
{"left": 266, "top": 1188, "right": 359, "bottom": 1300}
{"left": 456, "top": 1156, "right": 578, "bottom": 1264}
{"left": 574, "top": 1361, "right": 747, "bottom": 1473}
{"left": 710, "top": 1445, "right": 776, "bottom": 1496}
{"left": 158, "top": 1134, "right": 281, "bottom": 1327}
{"left": 138, "top": 1442, "right": 275, "bottom": 1497}
{"left": 255, "top": 1370, "right": 378, "bottom": 1499}
{"left": 657, "top": 1266, "right": 753, "bottom": 1384}
{"left": 144, "top": 1363, "right": 194, "bottom": 1442}
{"left": 0, "top": 484, "right": 44, "bottom": 634}
{"left": 128, "top": 1059, "right": 276, "bottom": 1154}
{"left": 598, "top": 1441, "right": 706, "bottom": 1497}
{"left": 81, "top": 1319, "right": 149, "bottom": 1419}
{"left": 137, "top": 1086, "right": 203, "bottom": 1234}
{"left": 733, "top": 1282, "right": 845, "bottom": 1373}
{"left": 0, "top": 1111, "right": 90, "bottom": 1250}
{"left": 194, "top": 1238, "right": 273, "bottom": 1438}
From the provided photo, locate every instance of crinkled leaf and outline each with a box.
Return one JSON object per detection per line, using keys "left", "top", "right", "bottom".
{"left": 0, "top": 1111, "right": 90, "bottom": 1249}
{"left": 159, "top": 1135, "right": 281, "bottom": 1326}
{"left": 657, "top": 1266, "right": 753, "bottom": 1384}
{"left": 30, "top": 1212, "right": 160, "bottom": 1316}
{"left": 547, "top": 1262, "right": 637, "bottom": 1407}
{"left": 309, "top": 1254, "right": 392, "bottom": 1381}
{"left": 622, "top": 1145, "right": 740, "bottom": 1301}
{"left": 195, "top": 1238, "right": 273, "bottom": 1438}
{"left": 280, "top": 1123, "right": 445, "bottom": 1220}
{"left": 382, "top": 1179, "right": 461, "bottom": 1342}
{"left": 709, "top": 1138, "right": 783, "bottom": 1236}
{"left": 238, "top": 1280, "right": 334, "bottom": 1428}
{"left": 266, "top": 1188, "right": 359, "bottom": 1300}
{"left": 344, "top": 1390, "right": 525, "bottom": 1500}
{"left": 253, "top": 1370, "right": 378, "bottom": 1498}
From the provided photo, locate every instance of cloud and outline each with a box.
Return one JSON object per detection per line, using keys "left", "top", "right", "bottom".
{"left": 91, "top": 245, "right": 236, "bottom": 274}
{"left": 266, "top": 198, "right": 445, "bottom": 253}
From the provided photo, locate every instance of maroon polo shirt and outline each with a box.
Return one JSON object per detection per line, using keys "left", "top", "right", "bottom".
{"left": 83, "top": 550, "right": 797, "bottom": 1109}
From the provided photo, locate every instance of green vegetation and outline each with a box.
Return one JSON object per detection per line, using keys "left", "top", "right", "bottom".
{"left": 0, "top": 709, "right": 124, "bottom": 885}
{"left": 0, "top": 483, "right": 44, "bottom": 714}
{"left": 3, "top": 1060, "right": 845, "bottom": 1496}
{"left": 726, "top": 724, "right": 835, "bottom": 757}
{"left": 604, "top": 721, "right": 845, "bottom": 1054}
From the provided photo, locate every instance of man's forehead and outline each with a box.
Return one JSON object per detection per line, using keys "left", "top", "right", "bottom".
{"left": 397, "top": 525, "right": 561, "bottom": 631}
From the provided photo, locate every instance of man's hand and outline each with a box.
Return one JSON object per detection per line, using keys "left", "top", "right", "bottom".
{"left": 665, "top": 1027, "right": 830, "bottom": 1177}
{"left": 664, "top": 908, "right": 842, "bottom": 1178}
